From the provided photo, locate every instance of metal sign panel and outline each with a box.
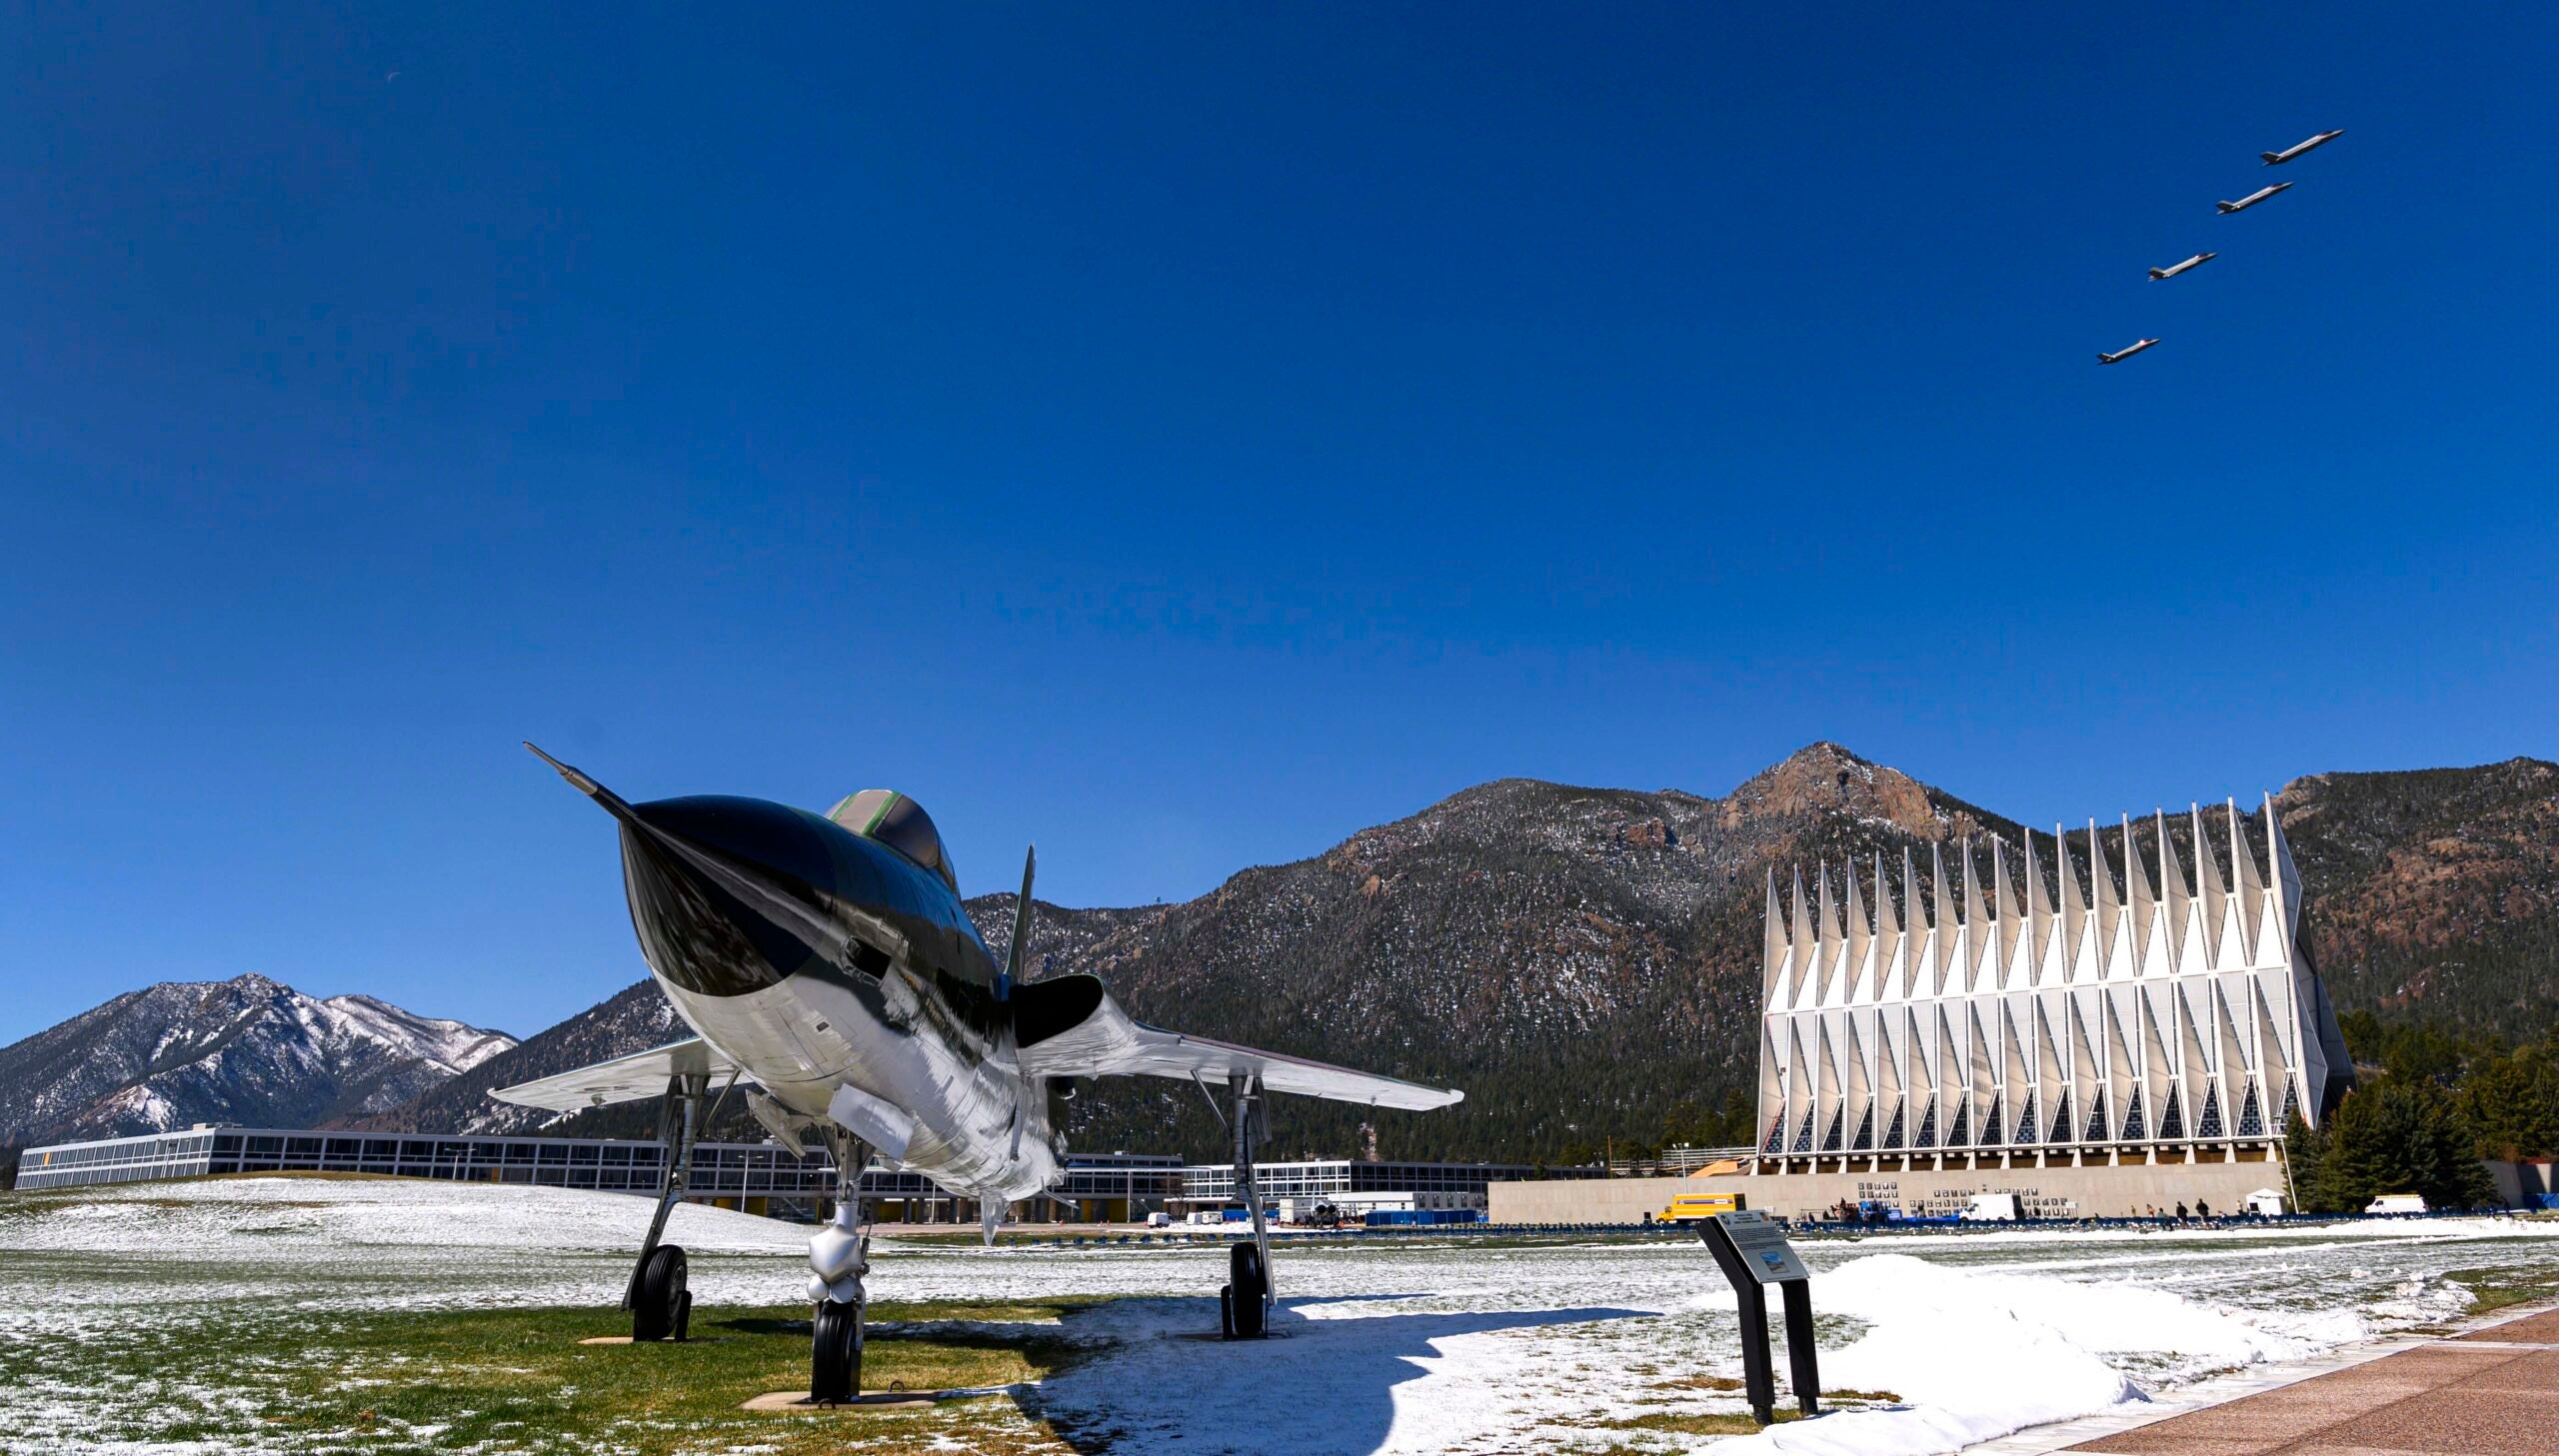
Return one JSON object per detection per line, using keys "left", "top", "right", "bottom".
{"left": 1715, "top": 1210, "right": 1809, "bottom": 1284}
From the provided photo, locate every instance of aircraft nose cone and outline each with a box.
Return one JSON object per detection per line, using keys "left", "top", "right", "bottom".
{"left": 620, "top": 796, "right": 841, "bottom": 998}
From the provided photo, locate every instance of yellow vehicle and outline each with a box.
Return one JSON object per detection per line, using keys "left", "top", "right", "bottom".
{"left": 1661, "top": 1191, "right": 1745, "bottom": 1223}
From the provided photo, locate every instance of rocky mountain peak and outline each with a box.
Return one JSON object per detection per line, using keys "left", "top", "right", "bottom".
{"left": 0, "top": 976, "right": 517, "bottom": 1148}
{"left": 1723, "top": 741, "right": 1989, "bottom": 841}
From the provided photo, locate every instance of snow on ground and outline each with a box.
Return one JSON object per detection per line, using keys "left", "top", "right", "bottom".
{"left": 4, "top": 1173, "right": 810, "bottom": 1257}
{"left": 3, "top": 1178, "right": 2556, "bottom": 1455}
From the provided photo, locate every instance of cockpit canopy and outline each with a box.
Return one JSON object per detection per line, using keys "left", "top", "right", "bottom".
{"left": 827, "top": 788, "right": 958, "bottom": 894}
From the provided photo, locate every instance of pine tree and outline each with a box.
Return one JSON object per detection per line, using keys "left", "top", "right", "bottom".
{"left": 2282, "top": 1110, "right": 2329, "bottom": 1212}
{"left": 2312, "top": 1078, "right": 2498, "bottom": 1212}
{"left": 2456, "top": 1038, "right": 2559, "bottom": 1161}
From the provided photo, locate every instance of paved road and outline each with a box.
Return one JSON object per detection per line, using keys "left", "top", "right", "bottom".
{"left": 2069, "top": 1308, "right": 2559, "bottom": 1456}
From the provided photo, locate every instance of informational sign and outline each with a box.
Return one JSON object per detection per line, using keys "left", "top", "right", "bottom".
{"left": 1713, "top": 1210, "right": 1809, "bottom": 1284}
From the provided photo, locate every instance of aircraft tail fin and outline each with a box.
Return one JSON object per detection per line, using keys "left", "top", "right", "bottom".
{"left": 2260, "top": 151, "right": 2284, "bottom": 164}
{"left": 2147, "top": 268, "right": 2166, "bottom": 280}
{"left": 1002, "top": 845, "right": 1036, "bottom": 995}
{"left": 2215, "top": 202, "right": 2238, "bottom": 214}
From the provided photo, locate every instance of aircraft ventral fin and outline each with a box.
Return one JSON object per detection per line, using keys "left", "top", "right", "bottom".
{"left": 489, "top": 1036, "right": 752, "bottom": 1111}
{"left": 1012, "top": 973, "right": 1463, "bottom": 1111}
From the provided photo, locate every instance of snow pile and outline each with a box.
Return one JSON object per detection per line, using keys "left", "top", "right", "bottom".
{"left": 1716, "top": 1252, "right": 2355, "bottom": 1456}
{"left": 2, "top": 1175, "right": 808, "bottom": 1257}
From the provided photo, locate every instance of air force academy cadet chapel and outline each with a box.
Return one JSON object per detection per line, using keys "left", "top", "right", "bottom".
{"left": 1754, "top": 797, "right": 2355, "bottom": 1181}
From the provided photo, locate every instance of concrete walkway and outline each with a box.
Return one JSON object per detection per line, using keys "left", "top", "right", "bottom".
{"left": 2059, "top": 1307, "right": 2559, "bottom": 1455}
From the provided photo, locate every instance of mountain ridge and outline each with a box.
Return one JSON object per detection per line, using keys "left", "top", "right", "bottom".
{"left": 14, "top": 743, "right": 2553, "bottom": 1165}
{"left": 0, "top": 973, "right": 516, "bottom": 1149}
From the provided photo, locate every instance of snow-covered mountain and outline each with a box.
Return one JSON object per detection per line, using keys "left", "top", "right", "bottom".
{"left": 353, "top": 978, "right": 685, "bottom": 1136}
{"left": 0, "top": 973, "right": 515, "bottom": 1147}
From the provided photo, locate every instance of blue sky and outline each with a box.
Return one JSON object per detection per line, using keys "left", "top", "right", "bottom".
{"left": 3, "top": 5, "right": 2553, "bottom": 1044}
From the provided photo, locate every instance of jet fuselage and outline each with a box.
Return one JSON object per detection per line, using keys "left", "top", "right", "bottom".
{"left": 2217, "top": 183, "right": 2291, "bottom": 215}
{"left": 616, "top": 794, "right": 1064, "bottom": 1201}
{"left": 2262, "top": 129, "right": 2344, "bottom": 165}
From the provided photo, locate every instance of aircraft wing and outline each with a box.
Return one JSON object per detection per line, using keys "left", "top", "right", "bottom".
{"left": 488, "top": 1036, "right": 750, "bottom": 1112}
{"left": 1012, "top": 974, "right": 1462, "bottom": 1111}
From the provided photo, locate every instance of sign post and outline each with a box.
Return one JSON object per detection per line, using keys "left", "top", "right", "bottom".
{"left": 1696, "top": 1210, "right": 1819, "bottom": 1424}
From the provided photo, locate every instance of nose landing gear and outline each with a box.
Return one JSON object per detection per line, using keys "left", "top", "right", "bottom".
{"left": 808, "top": 1127, "right": 873, "bottom": 1404}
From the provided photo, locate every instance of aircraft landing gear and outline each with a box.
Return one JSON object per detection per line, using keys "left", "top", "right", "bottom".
{"left": 634, "top": 1244, "right": 693, "bottom": 1342}
{"left": 625, "top": 1070, "right": 713, "bottom": 1342}
{"left": 808, "top": 1127, "right": 872, "bottom": 1404}
{"left": 1222, "top": 1239, "right": 1269, "bottom": 1338}
{"left": 812, "top": 1294, "right": 864, "bottom": 1403}
{"left": 1217, "top": 1071, "right": 1273, "bottom": 1339}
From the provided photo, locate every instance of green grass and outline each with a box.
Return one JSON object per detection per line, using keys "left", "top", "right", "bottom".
{"left": 2445, "top": 1266, "right": 2559, "bottom": 1317}
{"left": 12, "top": 1298, "right": 1103, "bottom": 1455}
{"left": 1601, "top": 1407, "right": 1804, "bottom": 1435}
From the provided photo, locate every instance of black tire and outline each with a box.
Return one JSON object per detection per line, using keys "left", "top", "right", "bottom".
{"left": 632, "top": 1245, "right": 688, "bottom": 1342}
{"left": 813, "top": 1299, "right": 863, "bottom": 1403}
{"left": 675, "top": 1290, "right": 693, "bottom": 1343}
{"left": 1228, "top": 1241, "right": 1268, "bottom": 1338}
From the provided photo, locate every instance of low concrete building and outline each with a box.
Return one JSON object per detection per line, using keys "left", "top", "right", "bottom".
{"left": 1491, "top": 1148, "right": 2290, "bottom": 1223}
{"left": 1177, "top": 1158, "right": 1596, "bottom": 1215}
{"left": 2483, "top": 1159, "right": 2558, "bottom": 1209}
{"left": 13, "top": 1125, "right": 1186, "bottom": 1222}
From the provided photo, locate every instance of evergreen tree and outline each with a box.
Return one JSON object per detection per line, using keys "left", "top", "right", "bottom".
{"left": 2282, "top": 1111, "right": 2329, "bottom": 1212}
{"left": 2311, "top": 1078, "right": 2498, "bottom": 1212}
{"left": 2455, "top": 1036, "right": 2559, "bottom": 1161}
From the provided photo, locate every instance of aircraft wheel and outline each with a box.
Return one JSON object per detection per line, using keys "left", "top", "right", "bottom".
{"left": 632, "top": 1245, "right": 689, "bottom": 1342}
{"left": 1227, "top": 1241, "right": 1268, "bottom": 1338}
{"left": 813, "top": 1298, "right": 864, "bottom": 1403}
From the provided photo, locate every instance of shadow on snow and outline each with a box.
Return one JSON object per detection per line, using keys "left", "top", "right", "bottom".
{"left": 1032, "top": 1292, "right": 1657, "bottom": 1455}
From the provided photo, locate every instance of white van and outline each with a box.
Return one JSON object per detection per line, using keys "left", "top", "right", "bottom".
{"left": 1959, "top": 1192, "right": 2021, "bottom": 1222}
{"left": 2365, "top": 1193, "right": 2427, "bottom": 1215}
{"left": 1146, "top": 1212, "right": 1173, "bottom": 1228}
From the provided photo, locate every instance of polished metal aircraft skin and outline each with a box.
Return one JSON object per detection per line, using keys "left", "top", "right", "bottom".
{"left": 2260, "top": 129, "right": 2343, "bottom": 166}
{"left": 2215, "top": 182, "right": 2291, "bottom": 215}
{"left": 496, "top": 746, "right": 1462, "bottom": 1210}
{"left": 2147, "top": 252, "right": 2215, "bottom": 281}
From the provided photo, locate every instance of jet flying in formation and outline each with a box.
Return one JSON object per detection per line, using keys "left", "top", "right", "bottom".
{"left": 2262, "top": 129, "right": 2345, "bottom": 165}
{"left": 2216, "top": 182, "right": 2292, "bottom": 215}
{"left": 2098, "top": 127, "right": 2341, "bottom": 361}
{"left": 497, "top": 745, "right": 1461, "bottom": 1402}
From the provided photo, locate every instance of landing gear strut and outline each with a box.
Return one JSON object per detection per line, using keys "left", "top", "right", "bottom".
{"left": 807, "top": 1126, "right": 872, "bottom": 1403}
{"left": 1219, "top": 1071, "right": 1273, "bottom": 1339}
{"left": 626, "top": 1070, "right": 710, "bottom": 1342}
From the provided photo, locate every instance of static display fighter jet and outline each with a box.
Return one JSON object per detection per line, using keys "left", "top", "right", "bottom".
{"left": 2148, "top": 252, "right": 2216, "bottom": 281}
{"left": 2216, "top": 183, "right": 2291, "bottom": 215}
{"left": 2261, "top": 129, "right": 2344, "bottom": 165}
{"left": 2097, "top": 338, "right": 2160, "bottom": 365}
{"left": 496, "top": 745, "right": 1461, "bottom": 1402}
